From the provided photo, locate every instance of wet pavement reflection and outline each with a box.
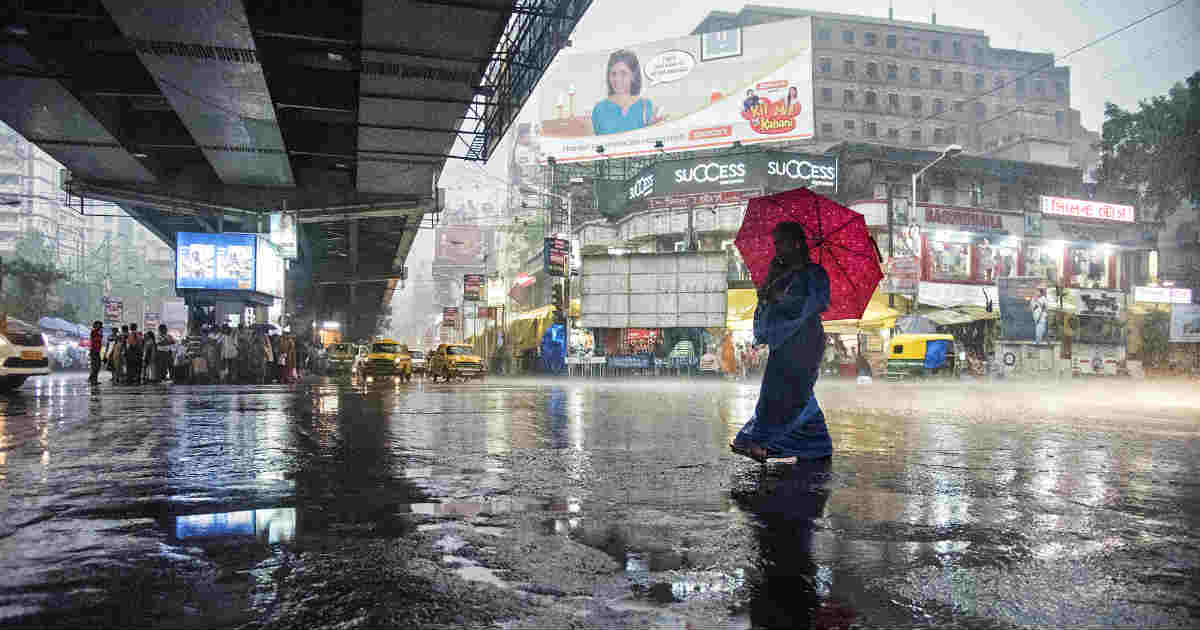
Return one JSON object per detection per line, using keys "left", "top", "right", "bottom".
{"left": 1, "top": 373, "right": 1198, "bottom": 628}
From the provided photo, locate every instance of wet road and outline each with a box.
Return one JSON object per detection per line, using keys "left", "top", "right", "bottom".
{"left": 2, "top": 372, "right": 1198, "bottom": 629}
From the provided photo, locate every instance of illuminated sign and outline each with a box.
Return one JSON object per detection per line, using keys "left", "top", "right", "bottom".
{"left": 1040, "top": 195, "right": 1134, "bottom": 223}
{"left": 1133, "top": 286, "right": 1192, "bottom": 304}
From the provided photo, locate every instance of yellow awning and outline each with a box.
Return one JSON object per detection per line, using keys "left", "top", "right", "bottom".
{"left": 824, "top": 288, "right": 903, "bottom": 334}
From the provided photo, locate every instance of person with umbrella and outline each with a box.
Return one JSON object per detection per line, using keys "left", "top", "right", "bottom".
{"left": 730, "top": 222, "right": 833, "bottom": 463}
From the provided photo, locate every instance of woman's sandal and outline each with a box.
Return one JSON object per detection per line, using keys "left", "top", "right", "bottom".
{"left": 729, "top": 441, "right": 767, "bottom": 464}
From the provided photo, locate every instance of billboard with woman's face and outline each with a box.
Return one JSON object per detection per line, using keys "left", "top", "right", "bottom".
{"left": 534, "top": 17, "right": 814, "bottom": 163}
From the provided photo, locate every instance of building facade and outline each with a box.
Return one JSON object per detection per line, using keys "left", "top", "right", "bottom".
{"left": 691, "top": 6, "right": 1080, "bottom": 164}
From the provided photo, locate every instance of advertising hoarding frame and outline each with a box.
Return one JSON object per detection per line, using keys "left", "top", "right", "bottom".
{"left": 544, "top": 237, "right": 570, "bottom": 278}
{"left": 1169, "top": 303, "right": 1200, "bottom": 343}
{"left": 463, "top": 274, "right": 485, "bottom": 302}
{"left": 103, "top": 296, "right": 124, "bottom": 323}
{"left": 269, "top": 212, "right": 298, "bottom": 260}
{"left": 533, "top": 18, "right": 814, "bottom": 163}
{"left": 176, "top": 232, "right": 258, "bottom": 291}
{"left": 443, "top": 307, "right": 459, "bottom": 328}
{"left": 997, "top": 276, "right": 1044, "bottom": 341}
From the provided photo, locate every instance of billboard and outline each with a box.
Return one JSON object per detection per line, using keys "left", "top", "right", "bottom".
{"left": 144, "top": 311, "right": 161, "bottom": 330}
{"left": 255, "top": 238, "right": 285, "bottom": 298}
{"left": 434, "top": 226, "right": 484, "bottom": 267}
{"left": 1169, "top": 304, "right": 1200, "bottom": 343}
{"left": 579, "top": 252, "right": 728, "bottom": 328}
{"left": 544, "top": 237, "right": 570, "bottom": 277}
{"left": 1074, "top": 288, "right": 1124, "bottom": 319}
{"left": 270, "top": 213, "right": 298, "bottom": 259}
{"left": 463, "top": 274, "right": 485, "bottom": 302}
{"left": 162, "top": 297, "right": 187, "bottom": 335}
{"left": 103, "top": 296, "right": 123, "bottom": 323}
{"left": 533, "top": 18, "right": 814, "bottom": 163}
{"left": 443, "top": 307, "right": 459, "bottom": 328}
{"left": 1040, "top": 195, "right": 1134, "bottom": 223}
{"left": 176, "top": 232, "right": 256, "bottom": 290}
{"left": 997, "top": 277, "right": 1044, "bottom": 341}
{"left": 624, "top": 152, "right": 837, "bottom": 210}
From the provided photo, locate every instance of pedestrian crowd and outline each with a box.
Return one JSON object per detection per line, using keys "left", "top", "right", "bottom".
{"left": 89, "top": 321, "right": 320, "bottom": 386}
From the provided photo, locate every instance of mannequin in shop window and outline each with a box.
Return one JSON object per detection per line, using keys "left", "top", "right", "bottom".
{"left": 979, "top": 239, "right": 994, "bottom": 281}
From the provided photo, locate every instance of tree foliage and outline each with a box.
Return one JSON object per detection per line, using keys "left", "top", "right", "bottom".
{"left": 1097, "top": 71, "right": 1200, "bottom": 220}
{"left": 2, "top": 257, "right": 67, "bottom": 323}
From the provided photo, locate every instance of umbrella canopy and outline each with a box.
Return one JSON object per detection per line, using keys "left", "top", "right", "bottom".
{"left": 735, "top": 188, "right": 883, "bottom": 321}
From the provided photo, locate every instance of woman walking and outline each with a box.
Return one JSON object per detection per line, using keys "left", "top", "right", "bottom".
{"left": 730, "top": 222, "right": 833, "bottom": 463}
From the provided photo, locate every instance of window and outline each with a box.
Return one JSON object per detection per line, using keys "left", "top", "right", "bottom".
{"left": 844, "top": 119, "right": 856, "bottom": 131}
{"left": 1055, "top": 81, "right": 1066, "bottom": 98}
{"left": 947, "top": 127, "right": 957, "bottom": 143}
{"left": 843, "top": 89, "right": 856, "bottom": 105}
{"left": 817, "top": 28, "right": 832, "bottom": 41}
{"left": 0, "top": 174, "right": 19, "bottom": 186}
{"left": 1034, "top": 80, "right": 1045, "bottom": 95}
{"left": 888, "top": 93, "right": 900, "bottom": 111}
{"left": 952, "top": 71, "right": 963, "bottom": 87}
{"left": 887, "top": 127, "right": 899, "bottom": 140}
{"left": 932, "top": 69, "right": 943, "bottom": 85}
{"left": 886, "top": 34, "right": 897, "bottom": 48}
{"left": 911, "top": 95, "right": 923, "bottom": 112}
{"left": 866, "top": 122, "right": 878, "bottom": 137}
{"left": 931, "top": 39, "right": 942, "bottom": 55}
{"left": 843, "top": 30, "right": 855, "bottom": 44}
{"left": 977, "top": 238, "right": 1021, "bottom": 282}
{"left": 933, "top": 98, "right": 945, "bottom": 113}
{"left": 1015, "top": 77, "right": 1026, "bottom": 96}
{"left": 997, "top": 187, "right": 1010, "bottom": 209}
{"left": 934, "top": 128, "right": 946, "bottom": 143}
{"left": 893, "top": 344, "right": 904, "bottom": 354}
{"left": 865, "top": 91, "right": 878, "bottom": 106}
{"left": 952, "top": 40, "right": 963, "bottom": 57}
{"left": 821, "top": 87, "right": 833, "bottom": 103}
{"left": 994, "top": 76, "right": 1005, "bottom": 89}
{"left": 866, "top": 62, "right": 878, "bottom": 78}
{"left": 887, "top": 64, "right": 898, "bottom": 80}
{"left": 910, "top": 67, "right": 921, "bottom": 83}
{"left": 1055, "top": 111, "right": 1064, "bottom": 128}
{"left": 975, "top": 73, "right": 985, "bottom": 89}
{"left": 974, "top": 102, "right": 987, "bottom": 119}
{"left": 819, "top": 57, "right": 832, "bottom": 73}
{"left": 973, "top": 45, "right": 983, "bottom": 62}
{"left": 929, "top": 236, "right": 971, "bottom": 282}
{"left": 943, "top": 188, "right": 957, "bottom": 205}
{"left": 843, "top": 60, "right": 855, "bottom": 77}
{"left": 821, "top": 122, "right": 834, "bottom": 135}
{"left": 911, "top": 129, "right": 922, "bottom": 144}
{"left": 953, "top": 100, "right": 965, "bottom": 112}
{"left": 864, "top": 32, "right": 877, "bottom": 47}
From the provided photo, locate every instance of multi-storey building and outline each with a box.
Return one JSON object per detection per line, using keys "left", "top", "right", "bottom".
{"left": 691, "top": 6, "right": 1080, "bottom": 167}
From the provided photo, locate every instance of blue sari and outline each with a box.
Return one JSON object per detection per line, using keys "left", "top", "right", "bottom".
{"left": 734, "top": 264, "right": 833, "bottom": 459}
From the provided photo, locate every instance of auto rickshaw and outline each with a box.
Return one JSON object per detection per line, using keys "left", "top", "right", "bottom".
{"left": 886, "top": 333, "right": 957, "bottom": 380}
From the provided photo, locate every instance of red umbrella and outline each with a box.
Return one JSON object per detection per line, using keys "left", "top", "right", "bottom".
{"left": 735, "top": 188, "right": 883, "bottom": 321}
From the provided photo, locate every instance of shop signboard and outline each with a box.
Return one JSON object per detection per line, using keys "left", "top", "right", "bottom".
{"left": 1133, "top": 286, "right": 1193, "bottom": 304}
{"left": 543, "top": 237, "right": 570, "bottom": 277}
{"left": 477, "top": 306, "right": 494, "bottom": 319}
{"left": 434, "top": 226, "right": 484, "bottom": 267}
{"left": 625, "top": 152, "right": 837, "bottom": 207}
{"left": 442, "top": 307, "right": 459, "bottom": 328}
{"left": 997, "top": 276, "right": 1044, "bottom": 341}
{"left": 1169, "top": 303, "right": 1200, "bottom": 343}
{"left": 607, "top": 355, "right": 652, "bottom": 369}
{"left": 463, "top": 274, "right": 485, "bottom": 302}
{"left": 143, "top": 311, "right": 161, "bottom": 331}
{"left": 176, "top": 232, "right": 256, "bottom": 290}
{"left": 1040, "top": 195, "right": 1134, "bottom": 223}
{"left": 533, "top": 18, "right": 814, "bottom": 163}
{"left": 1073, "top": 288, "right": 1124, "bottom": 318}
{"left": 920, "top": 205, "right": 1014, "bottom": 234}
{"left": 918, "top": 282, "right": 997, "bottom": 308}
{"left": 103, "top": 296, "right": 123, "bottom": 323}
{"left": 269, "top": 212, "right": 298, "bottom": 259}
{"left": 883, "top": 256, "right": 920, "bottom": 295}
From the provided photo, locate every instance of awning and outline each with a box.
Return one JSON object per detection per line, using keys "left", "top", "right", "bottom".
{"left": 824, "top": 288, "right": 903, "bottom": 334}
{"left": 920, "top": 306, "right": 998, "bottom": 327}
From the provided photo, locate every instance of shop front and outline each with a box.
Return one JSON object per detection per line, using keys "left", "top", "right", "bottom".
{"left": 917, "top": 204, "right": 1024, "bottom": 286}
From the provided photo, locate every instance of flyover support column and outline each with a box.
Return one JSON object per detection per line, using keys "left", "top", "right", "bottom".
{"left": 349, "top": 218, "right": 359, "bottom": 337}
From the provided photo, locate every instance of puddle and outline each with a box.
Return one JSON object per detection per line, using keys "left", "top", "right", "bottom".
{"left": 172, "top": 508, "right": 297, "bottom": 544}
{"left": 440, "top": 554, "right": 510, "bottom": 588}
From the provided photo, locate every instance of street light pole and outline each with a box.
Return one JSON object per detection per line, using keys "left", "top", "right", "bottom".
{"left": 905, "top": 144, "right": 964, "bottom": 311}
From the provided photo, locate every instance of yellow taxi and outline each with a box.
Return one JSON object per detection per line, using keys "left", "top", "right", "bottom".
{"left": 354, "top": 338, "right": 413, "bottom": 382}
{"left": 429, "top": 343, "right": 485, "bottom": 382}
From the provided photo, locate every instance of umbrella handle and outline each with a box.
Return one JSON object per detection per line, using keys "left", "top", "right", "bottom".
{"left": 869, "top": 235, "right": 883, "bottom": 262}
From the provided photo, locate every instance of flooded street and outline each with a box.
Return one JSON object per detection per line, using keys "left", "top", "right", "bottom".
{"left": 2, "top": 373, "right": 1199, "bottom": 629}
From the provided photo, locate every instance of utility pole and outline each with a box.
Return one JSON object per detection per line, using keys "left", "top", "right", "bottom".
{"left": 887, "top": 184, "right": 895, "bottom": 308}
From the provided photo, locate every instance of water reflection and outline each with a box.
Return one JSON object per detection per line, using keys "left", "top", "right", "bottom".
{"left": 174, "top": 507, "right": 297, "bottom": 544}
{"left": 733, "top": 460, "right": 843, "bottom": 629}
